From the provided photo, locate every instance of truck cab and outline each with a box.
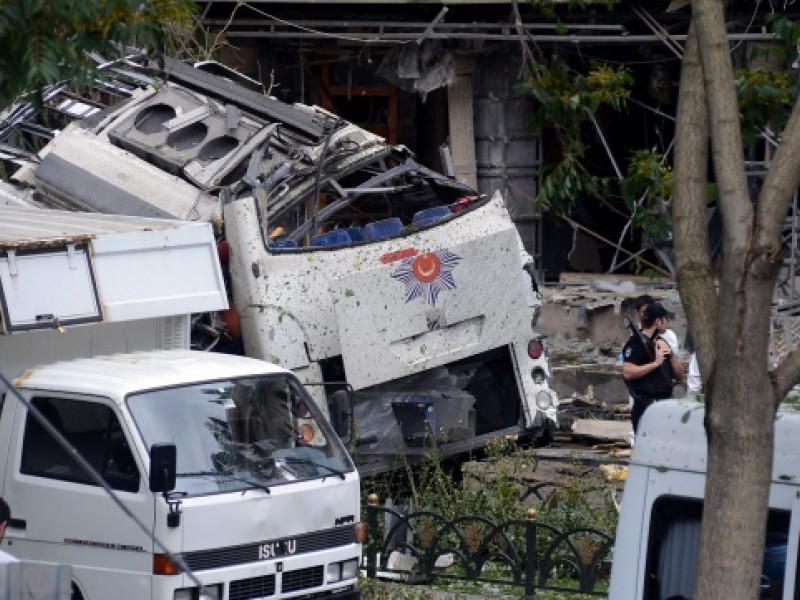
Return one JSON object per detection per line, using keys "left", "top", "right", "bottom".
{"left": 609, "top": 400, "right": 800, "bottom": 599}
{"left": 0, "top": 207, "right": 362, "bottom": 599}
{"left": 0, "top": 351, "right": 361, "bottom": 600}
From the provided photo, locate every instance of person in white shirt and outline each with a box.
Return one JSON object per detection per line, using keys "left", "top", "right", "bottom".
{"left": 687, "top": 353, "right": 702, "bottom": 396}
{"left": 0, "top": 497, "right": 18, "bottom": 563}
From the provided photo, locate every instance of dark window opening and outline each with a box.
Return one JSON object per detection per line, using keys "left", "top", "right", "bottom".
{"left": 644, "top": 496, "right": 791, "bottom": 600}
{"left": 21, "top": 397, "right": 140, "bottom": 493}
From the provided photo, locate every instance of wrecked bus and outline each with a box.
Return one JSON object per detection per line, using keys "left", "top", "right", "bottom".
{"left": 4, "top": 57, "right": 557, "bottom": 474}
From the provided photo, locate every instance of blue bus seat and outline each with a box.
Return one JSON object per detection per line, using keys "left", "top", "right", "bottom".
{"left": 364, "top": 218, "right": 404, "bottom": 241}
{"left": 412, "top": 205, "right": 451, "bottom": 227}
{"left": 311, "top": 230, "right": 353, "bottom": 247}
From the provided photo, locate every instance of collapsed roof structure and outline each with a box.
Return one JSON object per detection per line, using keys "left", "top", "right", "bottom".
{"left": 0, "top": 56, "right": 477, "bottom": 248}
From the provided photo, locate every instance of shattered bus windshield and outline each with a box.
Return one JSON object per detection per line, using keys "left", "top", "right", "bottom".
{"left": 258, "top": 142, "right": 484, "bottom": 250}
{"left": 127, "top": 375, "right": 353, "bottom": 495}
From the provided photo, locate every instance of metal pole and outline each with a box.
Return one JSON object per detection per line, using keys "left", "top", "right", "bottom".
{"left": 366, "top": 493, "right": 380, "bottom": 579}
{"left": 524, "top": 507, "right": 538, "bottom": 599}
{"left": 223, "top": 31, "right": 778, "bottom": 43}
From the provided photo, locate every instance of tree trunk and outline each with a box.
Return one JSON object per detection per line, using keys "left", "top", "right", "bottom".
{"left": 674, "top": 1, "right": 796, "bottom": 598}
{"left": 695, "top": 277, "right": 778, "bottom": 598}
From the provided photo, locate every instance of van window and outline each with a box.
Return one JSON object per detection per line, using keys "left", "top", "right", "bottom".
{"left": 20, "top": 397, "right": 140, "bottom": 493}
{"left": 644, "top": 496, "right": 791, "bottom": 599}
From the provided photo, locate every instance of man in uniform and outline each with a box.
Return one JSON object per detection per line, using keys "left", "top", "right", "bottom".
{"left": 623, "top": 302, "right": 685, "bottom": 433}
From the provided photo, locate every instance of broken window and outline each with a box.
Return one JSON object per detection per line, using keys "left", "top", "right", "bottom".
{"left": 644, "top": 496, "right": 792, "bottom": 600}
{"left": 21, "top": 397, "right": 140, "bottom": 493}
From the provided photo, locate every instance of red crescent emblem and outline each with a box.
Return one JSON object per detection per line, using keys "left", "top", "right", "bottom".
{"left": 413, "top": 253, "right": 441, "bottom": 283}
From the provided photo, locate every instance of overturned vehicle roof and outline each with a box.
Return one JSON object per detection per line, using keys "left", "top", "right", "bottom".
{"left": 0, "top": 56, "right": 478, "bottom": 244}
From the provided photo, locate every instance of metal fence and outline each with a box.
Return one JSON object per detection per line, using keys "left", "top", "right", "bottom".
{"left": 363, "top": 494, "right": 613, "bottom": 597}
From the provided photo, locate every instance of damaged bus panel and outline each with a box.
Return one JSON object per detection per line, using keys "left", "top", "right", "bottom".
{"left": 1, "top": 57, "right": 558, "bottom": 474}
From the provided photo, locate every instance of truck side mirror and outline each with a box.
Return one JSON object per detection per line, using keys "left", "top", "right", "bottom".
{"left": 149, "top": 443, "right": 177, "bottom": 493}
{"left": 327, "top": 390, "right": 352, "bottom": 441}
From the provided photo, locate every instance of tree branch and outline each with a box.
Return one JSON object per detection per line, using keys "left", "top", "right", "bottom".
{"left": 692, "top": 0, "right": 752, "bottom": 250}
{"left": 674, "top": 22, "right": 718, "bottom": 387}
{"left": 773, "top": 348, "right": 800, "bottom": 403}
{"left": 756, "top": 96, "right": 800, "bottom": 249}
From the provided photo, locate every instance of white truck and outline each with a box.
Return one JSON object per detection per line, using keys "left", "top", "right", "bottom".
{"left": 608, "top": 400, "right": 797, "bottom": 599}
{"left": 0, "top": 207, "right": 362, "bottom": 600}
{"left": 4, "top": 57, "right": 558, "bottom": 474}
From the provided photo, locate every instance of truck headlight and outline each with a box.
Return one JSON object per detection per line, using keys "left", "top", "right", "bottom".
{"left": 341, "top": 559, "right": 358, "bottom": 580}
{"left": 328, "top": 558, "right": 359, "bottom": 582}
{"left": 327, "top": 562, "right": 343, "bottom": 583}
{"left": 536, "top": 391, "right": 553, "bottom": 410}
{"left": 173, "top": 585, "right": 222, "bottom": 600}
{"left": 199, "top": 587, "right": 222, "bottom": 600}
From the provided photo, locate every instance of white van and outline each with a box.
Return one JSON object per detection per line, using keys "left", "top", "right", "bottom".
{"left": 0, "top": 207, "right": 362, "bottom": 599}
{"left": 608, "top": 400, "right": 797, "bottom": 599}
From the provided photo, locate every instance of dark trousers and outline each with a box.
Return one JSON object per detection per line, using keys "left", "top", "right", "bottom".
{"left": 631, "top": 396, "right": 659, "bottom": 433}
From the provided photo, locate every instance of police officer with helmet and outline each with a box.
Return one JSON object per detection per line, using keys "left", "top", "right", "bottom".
{"left": 622, "top": 302, "right": 685, "bottom": 432}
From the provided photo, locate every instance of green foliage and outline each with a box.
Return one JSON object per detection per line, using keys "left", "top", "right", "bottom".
{"left": 367, "top": 437, "right": 619, "bottom": 535}
{"left": 620, "top": 150, "right": 673, "bottom": 242}
{"left": 364, "top": 439, "right": 617, "bottom": 597}
{"left": 736, "top": 68, "right": 797, "bottom": 148}
{"left": 519, "top": 60, "right": 633, "bottom": 143}
{"left": 537, "top": 152, "right": 607, "bottom": 213}
{"left": 517, "top": 59, "right": 633, "bottom": 217}
{"left": 516, "top": 13, "right": 800, "bottom": 260}
{"left": 0, "top": 0, "right": 195, "bottom": 107}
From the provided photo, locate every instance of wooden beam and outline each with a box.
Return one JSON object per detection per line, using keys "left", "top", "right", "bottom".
{"left": 447, "top": 55, "right": 478, "bottom": 190}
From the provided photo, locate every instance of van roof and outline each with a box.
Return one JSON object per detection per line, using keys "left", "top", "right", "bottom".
{"left": 635, "top": 400, "right": 800, "bottom": 484}
{"left": 14, "top": 350, "right": 288, "bottom": 403}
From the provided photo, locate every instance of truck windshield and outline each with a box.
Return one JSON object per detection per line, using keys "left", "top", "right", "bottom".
{"left": 127, "top": 374, "right": 353, "bottom": 496}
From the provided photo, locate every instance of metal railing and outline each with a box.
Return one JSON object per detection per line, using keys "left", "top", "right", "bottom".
{"left": 362, "top": 494, "right": 613, "bottom": 597}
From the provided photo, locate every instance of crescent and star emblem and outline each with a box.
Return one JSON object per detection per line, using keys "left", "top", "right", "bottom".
{"left": 391, "top": 249, "right": 462, "bottom": 308}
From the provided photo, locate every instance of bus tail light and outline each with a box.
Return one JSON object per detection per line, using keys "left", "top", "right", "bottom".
{"left": 528, "top": 339, "right": 543, "bottom": 359}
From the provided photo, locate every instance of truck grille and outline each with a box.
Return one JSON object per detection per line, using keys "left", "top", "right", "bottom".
{"left": 229, "top": 574, "right": 276, "bottom": 600}
{"left": 182, "top": 526, "right": 355, "bottom": 571}
{"left": 281, "top": 565, "right": 324, "bottom": 593}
